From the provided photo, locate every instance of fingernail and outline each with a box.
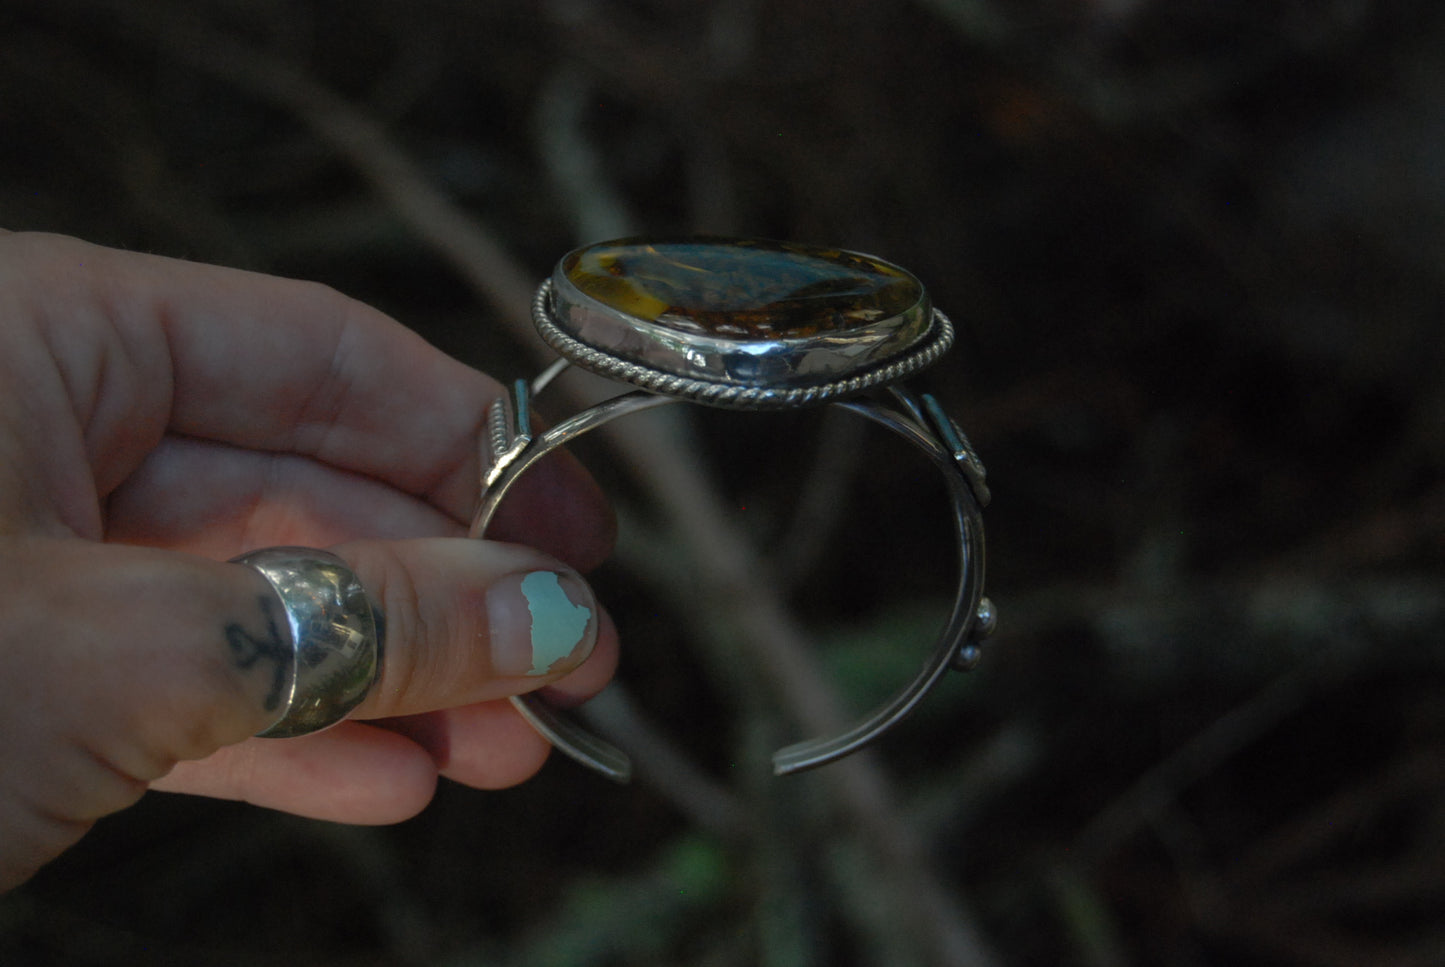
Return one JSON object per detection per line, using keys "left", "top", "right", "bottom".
{"left": 488, "top": 569, "right": 598, "bottom": 677}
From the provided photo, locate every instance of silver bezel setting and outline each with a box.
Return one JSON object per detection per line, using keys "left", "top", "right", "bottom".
{"left": 535, "top": 279, "right": 955, "bottom": 410}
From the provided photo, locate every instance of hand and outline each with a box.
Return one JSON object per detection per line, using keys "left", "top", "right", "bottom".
{"left": 0, "top": 231, "right": 618, "bottom": 891}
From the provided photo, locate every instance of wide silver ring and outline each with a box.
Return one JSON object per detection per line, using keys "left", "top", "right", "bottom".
{"left": 232, "top": 547, "right": 381, "bottom": 738}
{"left": 474, "top": 237, "right": 995, "bottom": 782}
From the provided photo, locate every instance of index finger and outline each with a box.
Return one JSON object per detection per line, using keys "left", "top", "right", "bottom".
{"left": 13, "top": 233, "right": 608, "bottom": 560}
{"left": 99, "top": 238, "right": 501, "bottom": 518}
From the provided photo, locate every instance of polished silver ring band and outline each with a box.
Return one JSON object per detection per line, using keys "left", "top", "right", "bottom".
{"left": 471, "top": 357, "right": 994, "bottom": 783}
{"left": 233, "top": 547, "right": 381, "bottom": 738}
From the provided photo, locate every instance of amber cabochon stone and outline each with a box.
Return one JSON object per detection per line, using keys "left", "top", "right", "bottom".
{"left": 561, "top": 237, "right": 924, "bottom": 340}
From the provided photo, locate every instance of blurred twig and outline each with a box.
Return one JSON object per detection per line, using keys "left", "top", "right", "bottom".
{"left": 1074, "top": 663, "right": 1321, "bottom": 863}
{"left": 534, "top": 64, "right": 635, "bottom": 243}
{"left": 576, "top": 685, "right": 750, "bottom": 838}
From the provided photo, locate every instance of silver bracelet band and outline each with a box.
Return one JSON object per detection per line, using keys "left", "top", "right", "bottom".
{"left": 471, "top": 237, "right": 996, "bottom": 782}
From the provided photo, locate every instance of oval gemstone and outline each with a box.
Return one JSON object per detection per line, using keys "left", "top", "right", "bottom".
{"left": 561, "top": 237, "right": 923, "bottom": 340}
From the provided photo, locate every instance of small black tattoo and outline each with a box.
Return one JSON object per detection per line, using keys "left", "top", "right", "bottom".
{"left": 225, "top": 596, "right": 291, "bottom": 712}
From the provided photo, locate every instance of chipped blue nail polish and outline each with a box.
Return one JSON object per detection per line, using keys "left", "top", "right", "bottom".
{"left": 520, "top": 571, "right": 594, "bottom": 675}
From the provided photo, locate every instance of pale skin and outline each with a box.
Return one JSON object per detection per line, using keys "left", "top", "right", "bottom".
{"left": 0, "top": 231, "right": 619, "bottom": 891}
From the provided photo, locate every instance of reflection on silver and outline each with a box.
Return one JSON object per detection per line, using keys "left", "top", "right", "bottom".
{"left": 233, "top": 547, "right": 381, "bottom": 739}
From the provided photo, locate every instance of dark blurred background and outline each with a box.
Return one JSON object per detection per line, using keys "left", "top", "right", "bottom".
{"left": 2, "top": 1, "right": 1443, "bottom": 965}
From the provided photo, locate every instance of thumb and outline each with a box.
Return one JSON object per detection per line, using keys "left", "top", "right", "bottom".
{"left": 331, "top": 537, "right": 603, "bottom": 720}
{"left": 0, "top": 536, "right": 606, "bottom": 889}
